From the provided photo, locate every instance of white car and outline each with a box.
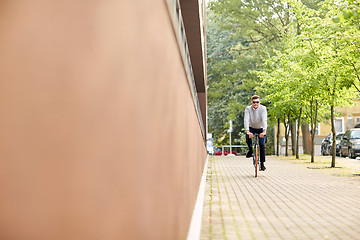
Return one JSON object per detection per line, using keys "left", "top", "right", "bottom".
{"left": 207, "top": 140, "right": 214, "bottom": 155}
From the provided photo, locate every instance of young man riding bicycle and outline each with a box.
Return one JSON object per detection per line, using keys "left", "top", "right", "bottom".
{"left": 244, "top": 95, "right": 268, "bottom": 171}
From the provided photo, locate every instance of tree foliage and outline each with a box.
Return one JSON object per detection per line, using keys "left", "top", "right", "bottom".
{"left": 207, "top": 0, "right": 292, "bottom": 148}
{"left": 207, "top": 7, "right": 260, "bottom": 146}
{"left": 256, "top": 0, "right": 358, "bottom": 165}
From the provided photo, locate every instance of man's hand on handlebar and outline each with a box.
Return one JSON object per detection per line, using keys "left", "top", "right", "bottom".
{"left": 246, "top": 131, "right": 254, "bottom": 138}
{"left": 247, "top": 131, "right": 266, "bottom": 138}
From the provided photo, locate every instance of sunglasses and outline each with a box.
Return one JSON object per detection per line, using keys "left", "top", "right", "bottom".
{"left": 252, "top": 101, "right": 260, "bottom": 104}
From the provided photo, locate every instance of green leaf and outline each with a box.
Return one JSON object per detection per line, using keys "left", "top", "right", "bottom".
{"left": 332, "top": 17, "right": 340, "bottom": 23}
{"left": 342, "top": 11, "right": 351, "bottom": 19}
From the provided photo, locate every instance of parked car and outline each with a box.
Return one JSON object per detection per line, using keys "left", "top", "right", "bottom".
{"left": 322, "top": 132, "right": 345, "bottom": 156}
{"left": 207, "top": 140, "right": 214, "bottom": 155}
{"left": 339, "top": 129, "right": 360, "bottom": 158}
{"left": 214, "top": 147, "right": 238, "bottom": 156}
{"left": 321, "top": 134, "right": 331, "bottom": 155}
{"left": 328, "top": 132, "right": 345, "bottom": 156}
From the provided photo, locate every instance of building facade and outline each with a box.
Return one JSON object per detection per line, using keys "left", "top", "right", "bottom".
{"left": 0, "top": 0, "right": 207, "bottom": 239}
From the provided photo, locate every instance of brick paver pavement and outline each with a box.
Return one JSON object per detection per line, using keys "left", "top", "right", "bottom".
{"left": 200, "top": 156, "right": 360, "bottom": 240}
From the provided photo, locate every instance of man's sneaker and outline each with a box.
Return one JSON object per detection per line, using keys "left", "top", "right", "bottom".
{"left": 260, "top": 162, "right": 266, "bottom": 171}
{"left": 246, "top": 150, "right": 253, "bottom": 158}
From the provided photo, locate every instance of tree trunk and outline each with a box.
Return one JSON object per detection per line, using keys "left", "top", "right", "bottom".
{"left": 310, "top": 98, "right": 314, "bottom": 163}
{"left": 310, "top": 100, "right": 318, "bottom": 163}
{"left": 283, "top": 119, "right": 288, "bottom": 156}
{"left": 284, "top": 114, "right": 290, "bottom": 156}
{"left": 277, "top": 118, "right": 280, "bottom": 156}
{"left": 285, "top": 131, "right": 289, "bottom": 156}
{"left": 290, "top": 119, "right": 296, "bottom": 155}
{"left": 302, "top": 124, "right": 311, "bottom": 154}
{"left": 331, "top": 105, "right": 336, "bottom": 168}
{"left": 296, "top": 106, "right": 303, "bottom": 159}
{"left": 310, "top": 128, "right": 315, "bottom": 163}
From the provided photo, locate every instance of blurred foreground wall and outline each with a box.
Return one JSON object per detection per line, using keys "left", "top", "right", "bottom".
{"left": 0, "top": 0, "right": 207, "bottom": 239}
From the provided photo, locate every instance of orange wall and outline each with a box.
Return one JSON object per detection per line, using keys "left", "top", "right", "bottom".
{"left": 0, "top": 1, "right": 207, "bottom": 239}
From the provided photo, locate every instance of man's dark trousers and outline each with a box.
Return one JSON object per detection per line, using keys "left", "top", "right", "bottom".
{"left": 246, "top": 127, "right": 266, "bottom": 162}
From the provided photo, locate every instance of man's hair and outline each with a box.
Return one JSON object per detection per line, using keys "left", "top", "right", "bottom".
{"left": 251, "top": 95, "right": 260, "bottom": 100}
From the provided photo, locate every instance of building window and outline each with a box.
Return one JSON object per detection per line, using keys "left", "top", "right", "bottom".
{"left": 335, "top": 117, "right": 344, "bottom": 133}
{"left": 356, "top": 117, "right": 360, "bottom": 124}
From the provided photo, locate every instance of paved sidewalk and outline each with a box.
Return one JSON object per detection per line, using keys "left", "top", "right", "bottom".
{"left": 200, "top": 156, "right": 360, "bottom": 240}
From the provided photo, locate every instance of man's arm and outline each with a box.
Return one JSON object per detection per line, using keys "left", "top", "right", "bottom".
{"left": 260, "top": 106, "right": 267, "bottom": 138}
{"left": 244, "top": 107, "right": 253, "bottom": 137}
{"left": 262, "top": 106, "right": 268, "bottom": 131}
{"left": 244, "top": 107, "right": 250, "bottom": 132}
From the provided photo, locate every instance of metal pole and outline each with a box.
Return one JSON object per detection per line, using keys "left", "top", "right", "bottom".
{"left": 230, "top": 132, "right": 232, "bottom": 153}
{"left": 229, "top": 120, "right": 233, "bottom": 154}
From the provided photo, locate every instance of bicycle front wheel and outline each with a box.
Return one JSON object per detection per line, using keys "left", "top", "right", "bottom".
{"left": 255, "top": 145, "right": 258, "bottom": 177}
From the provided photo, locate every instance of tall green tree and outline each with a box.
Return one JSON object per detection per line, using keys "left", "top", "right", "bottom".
{"left": 291, "top": 0, "right": 357, "bottom": 166}
{"left": 256, "top": 0, "right": 357, "bottom": 166}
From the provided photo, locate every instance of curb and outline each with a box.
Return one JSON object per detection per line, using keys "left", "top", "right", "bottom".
{"left": 186, "top": 154, "right": 209, "bottom": 240}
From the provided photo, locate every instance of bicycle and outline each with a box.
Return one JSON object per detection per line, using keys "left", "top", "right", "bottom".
{"left": 252, "top": 133, "right": 260, "bottom": 177}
